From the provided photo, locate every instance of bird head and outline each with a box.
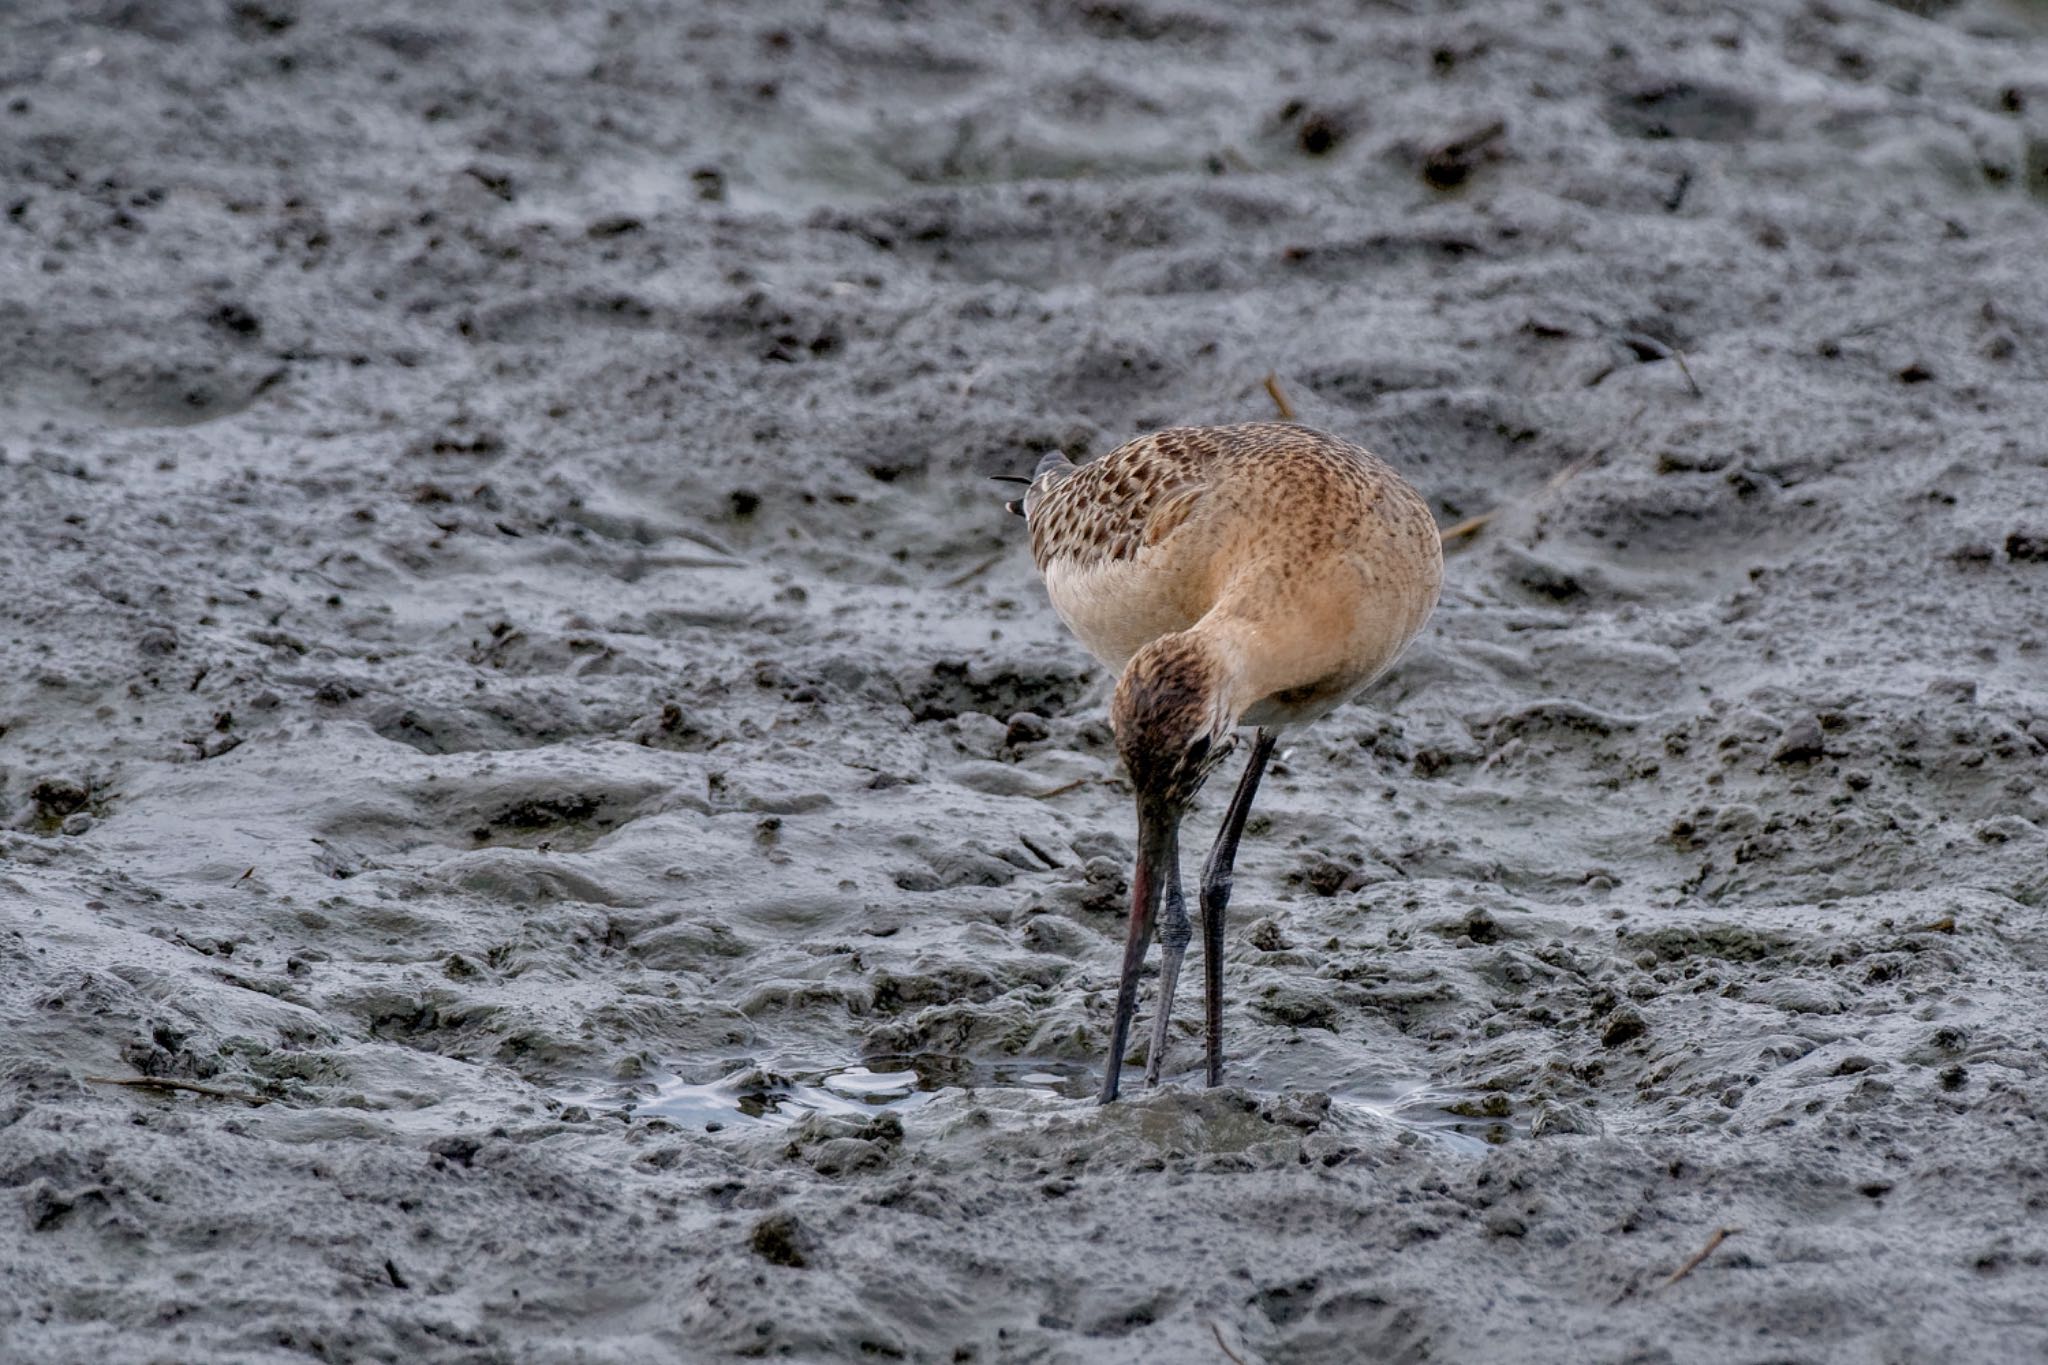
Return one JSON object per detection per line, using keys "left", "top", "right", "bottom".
{"left": 1111, "top": 632, "right": 1240, "bottom": 822}
{"left": 994, "top": 449, "right": 1077, "bottom": 518}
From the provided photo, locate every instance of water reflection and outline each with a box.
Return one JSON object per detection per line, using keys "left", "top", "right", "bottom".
{"left": 1336, "top": 1078, "right": 1517, "bottom": 1155}
{"left": 588, "top": 1054, "right": 1095, "bottom": 1131}
{"left": 577, "top": 1053, "right": 1518, "bottom": 1154}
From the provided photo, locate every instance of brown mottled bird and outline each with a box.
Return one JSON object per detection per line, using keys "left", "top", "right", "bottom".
{"left": 1006, "top": 422, "right": 1442, "bottom": 1102}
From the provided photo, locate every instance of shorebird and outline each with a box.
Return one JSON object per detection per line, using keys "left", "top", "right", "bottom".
{"left": 1005, "top": 422, "right": 1442, "bottom": 1102}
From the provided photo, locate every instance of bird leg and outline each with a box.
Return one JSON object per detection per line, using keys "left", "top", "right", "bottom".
{"left": 1101, "top": 809, "right": 1174, "bottom": 1103}
{"left": 1199, "top": 728, "right": 1277, "bottom": 1088}
{"left": 1144, "top": 837, "right": 1189, "bottom": 1087}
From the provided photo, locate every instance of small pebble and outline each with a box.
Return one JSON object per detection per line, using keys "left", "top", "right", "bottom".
{"left": 1771, "top": 716, "right": 1824, "bottom": 764}
{"left": 1004, "top": 711, "right": 1049, "bottom": 745}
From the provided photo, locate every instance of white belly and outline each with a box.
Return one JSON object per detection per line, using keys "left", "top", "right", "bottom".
{"left": 1041, "top": 555, "right": 1202, "bottom": 674}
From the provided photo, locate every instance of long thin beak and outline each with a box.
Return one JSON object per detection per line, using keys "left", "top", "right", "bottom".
{"left": 991, "top": 476, "right": 1030, "bottom": 519}
{"left": 1100, "top": 803, "right": 1175, "bottom": 1103}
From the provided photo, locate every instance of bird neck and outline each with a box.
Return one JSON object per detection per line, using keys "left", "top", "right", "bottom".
{"left": 1183, "top": 616, "right": 1289, "bottom": 727}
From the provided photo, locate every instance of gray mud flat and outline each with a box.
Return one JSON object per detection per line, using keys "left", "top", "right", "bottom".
{"left": 5, "top": 1, "right": 2048, "bottom": 1361}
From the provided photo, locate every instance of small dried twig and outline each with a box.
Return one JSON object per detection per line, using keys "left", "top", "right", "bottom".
{"left": 1538, "top": 451, "right": 1602, "bottom": 498}
{"left": 1019, "top": 834, "right": 1065, "bottom": 870}
{"left": 943, "top": 551, "right": 1005, "bottom": 588}
{"left": 182, "top": 733, "right": 245, "bottom": 761}
{"left": 1661, "top": 1225, "right": 1740, "bottom": 1290}
{"left": 1438, "top": 450, "right": 1602, "bottom": 548}
{"left": 1209, "top": 1320, "right": 1249, "bottom": 1365}
{"left": 1437, "top": 509, "right": 1499, "bottom": 544}
{"left": 85, "top": 1074, "right": 271, "bottom": 1107}
{"left": 958, "top": 361, "right": 996, "bottom": 398}
{"left": 1670, "top": 348, "right": 1703, "bottom": 398}
{"left": 1839, "top": 314, "right": 1902, "bottom": 340}
{"left": 1031, "top": 777, "right": 1089, "bottom": 799}
{"left": 1418, "top": 117, "right": 1507, "bottom": 190}
{"left": 1907, "top": 916, "right": 1957, "bottom": 935}
{"left": 1262, "top": 372, "right": 1297, "bottom": 421}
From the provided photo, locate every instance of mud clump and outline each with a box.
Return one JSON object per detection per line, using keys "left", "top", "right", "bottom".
{"left": 749, "top": 1212, "right": 813, "bottom": 1268}
{"left": 29, "top": 777, "right": 90, "bottom": 821}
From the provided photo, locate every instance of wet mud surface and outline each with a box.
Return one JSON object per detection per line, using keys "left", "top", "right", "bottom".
{"left": 4, "top": 0, "right": 2048, "bottom": 1360}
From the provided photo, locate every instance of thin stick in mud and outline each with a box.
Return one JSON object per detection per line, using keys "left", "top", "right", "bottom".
{"left": 944, "top": 550, "right": 1006, "bottom": 588}
{"left": 1661, "top": 1226, "right": 1741, "bottom": 1290}
{"left": 1438, "top": 451, "right": 1601, "bottom": 547}
{"left": 1262, "top": 371, "right": 1297, "bottom": 421}
{"left": 85, "top": 1074, "right": 272, "bottom": 1107}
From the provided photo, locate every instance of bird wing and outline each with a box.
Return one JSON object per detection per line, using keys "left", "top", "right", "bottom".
{"left": 1026, "top": 429, "right": 1221, "bottom": 574}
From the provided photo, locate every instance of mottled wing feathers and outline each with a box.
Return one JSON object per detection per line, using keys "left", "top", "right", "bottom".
{"left": 1018, "top": 421, "right": 1439, "bottom": 685}
{"left": 1142, "top": 480, "right": 1205, "bottom": 548}
{"left": 1026, "top": 427, "right": 1221, "bottom": 572}
{"left": 1017, "top": 449, "right": 1076, "bottom": 521}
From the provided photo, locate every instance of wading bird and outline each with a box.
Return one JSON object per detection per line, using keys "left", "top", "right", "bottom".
{"left": 1005, "top": 422, "right": 1441, "bottom": 1102}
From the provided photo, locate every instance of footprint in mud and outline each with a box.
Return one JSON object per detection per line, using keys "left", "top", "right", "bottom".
{"left": 333, "top": 985, "right": 507, "bottom": 1058}
{"left": 624, "top": 917, "right": 756, "bottom": 971}
{"left": 304, "top": 767, "right": 676, "bottom": 906}
{"left": 889, "top": 832, "right": 1039, "bottom": 891}
{"left": 1605, "top": 79, "right": 1760, "bottom": 143}
{"left": 411, "top": 772, "right": 671, "bottom": 852}
{"left": 30, "top": 353, "right": 286, "bottom": 428}
{"left": 435, "top": 848, "right": 636, "bottom": 907}
{"left": 902, "top": 653, "right": 1092, "bottom": 724}
{"left": 366, "top": 694, "right": 616, "bottom": 754}
{"left": 469, "top": 792, "right": 610, "bottom": 847}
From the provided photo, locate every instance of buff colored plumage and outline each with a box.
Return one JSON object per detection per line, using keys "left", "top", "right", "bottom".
{"left": 1012, "top": 421, "right": 1442, "bottom": 1101}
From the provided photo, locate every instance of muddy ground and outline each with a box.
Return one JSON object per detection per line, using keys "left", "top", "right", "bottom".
{"left": 5, "top": 0, "right": 2048, "bottom": 1361}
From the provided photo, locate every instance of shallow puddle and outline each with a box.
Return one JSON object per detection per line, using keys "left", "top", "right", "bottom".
{"left": 580, "top": 1054, "right": 1095, "bottom": 1132}
{"left": 1335, "top": 1078, "right": 1519, "bottom": 1155}
{"left": 581, "top": 1055, "right": 1514, "bottom": 1153}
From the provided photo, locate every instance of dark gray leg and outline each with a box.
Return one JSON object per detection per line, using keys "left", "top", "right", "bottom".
{"left": 1101, "top": 817, "right": 1173, "bottom": 1104}
{"left": 1200, "top": 728, "right": 1277, "bottom": 1087}
{"left": 1144, "top": 840, "right": 1188, "bottom": 1087}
